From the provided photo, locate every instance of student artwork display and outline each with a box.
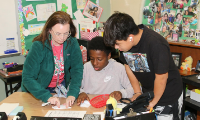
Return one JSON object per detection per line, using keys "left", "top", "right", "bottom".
{"left": 76, "top": 0, "right": 87, "bottom": 9}
{"left": 57, "top": 0, "right": 73, "bottom": 18}
{"left": 23, "top": 4, "right": 37, "bottom": 22}
{"left": 142, "top": 0, "right": 200, "bottom": 44}
{"left": 18, "top": 0, "right": 102, "bottom": 55}
{"left": 28, "top": 23, "right": 45, "bottom": 35}
{"left": 83, "top": 0, "right": 103, "bottom": 22}
{"left": 36, "top": 3, "right": 56, "bottom": 21}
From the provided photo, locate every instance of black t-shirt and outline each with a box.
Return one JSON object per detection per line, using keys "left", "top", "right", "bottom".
{"left": 119, "top": 24, "right": 182, "bottom": 106}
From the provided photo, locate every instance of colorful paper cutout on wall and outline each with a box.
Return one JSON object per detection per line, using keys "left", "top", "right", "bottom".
{"left": 57, "top": 0, "right": 73, "bottom": 18}
{"left": 28, "top": 23, "right": 45, "bottom": 35}
{"left": 22, "top": 4, "right": 36, "bottom": 22}
{"left": 76, "top": 0, "right": 87, "bottom": 9}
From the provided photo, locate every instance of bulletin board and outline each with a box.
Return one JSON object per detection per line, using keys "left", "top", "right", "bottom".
{"left": 142, "top": 0, "right": 200, "bottom": 44}
{"left": 17, "top": 0, "right": 96, "bottom": 55}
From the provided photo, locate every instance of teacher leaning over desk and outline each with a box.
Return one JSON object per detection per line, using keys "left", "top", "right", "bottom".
{"left": 21, "top": 11, "right": 83, "bottom": 108}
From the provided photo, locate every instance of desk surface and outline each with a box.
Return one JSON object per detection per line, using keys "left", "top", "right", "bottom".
{"left": 0, "top": 92, "right": 105, "bottom": 120}
{"left": 0, "top": 70, "right": 22, "bottom": 79}
{"left": 179, "top": 69, "right": 198, "bottom": 76}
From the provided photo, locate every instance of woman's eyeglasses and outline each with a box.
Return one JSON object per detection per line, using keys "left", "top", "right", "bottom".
{"left": 51, "top": 29, "right": 71, "bottom": 38}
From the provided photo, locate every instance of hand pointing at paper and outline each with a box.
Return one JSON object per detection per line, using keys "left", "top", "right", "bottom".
{"left": 65, "top": 96, "right": 75, "bottom": 108}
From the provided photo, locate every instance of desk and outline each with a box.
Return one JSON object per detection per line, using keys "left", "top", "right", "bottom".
{"left": 0, "top": 92, "right": 105, "bottom": 120}
{"left": 178, "top": 70, "right": 198, "bottom": 120}
{"left": 0, "top": 72, "right": 22, "bottom": 97}
{"left": 181, "top": 75, "right": 200, "bottom": 120}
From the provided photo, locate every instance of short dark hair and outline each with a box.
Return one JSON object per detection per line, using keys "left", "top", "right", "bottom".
{"left": 103, "top": 12, "right": 139, "bottom": 47}
{"left": 88, "top": 36, "right": 113, "bottom": 56}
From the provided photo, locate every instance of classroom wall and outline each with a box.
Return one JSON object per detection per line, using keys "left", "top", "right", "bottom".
{"left": 0, "top": 0, "right": 20, "bottom": 54}
{"left": 99, "top": 0, "right": 111, "bottom": 22}
{"left": 110, "top": 0, "right": 145, "bottom": 25}
{"left": 0, "top": 0, "right": 145, "bottom": 101}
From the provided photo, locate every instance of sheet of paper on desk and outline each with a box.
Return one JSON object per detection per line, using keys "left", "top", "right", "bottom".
{"left": 52, "top": 104, "right": 71, "bottom": 109}
{"left": 45, "top": 110, "right": 86, "bottom": 118}
{"left": 117, "top": 103, "right": 127, "bottom": 109}
{"left": 0, "top": 103, "right": 19, "bottom": 115}
{"left": 80, "top": 100, "right": 91, "bottom": 107}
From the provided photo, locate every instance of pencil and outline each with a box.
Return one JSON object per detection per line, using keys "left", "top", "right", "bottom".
{"left": 149, "top": 107, "right": 153, "bottom": 113}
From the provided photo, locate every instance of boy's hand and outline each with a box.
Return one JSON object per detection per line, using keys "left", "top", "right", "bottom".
{"left": 131, "top": 92, "right": 142, "bottom": 101}
{"left": 110, "top": 91, "right": 122, "bottom": 101}
{"left": 77, "top": 92, "right": 90, "bottom": 105}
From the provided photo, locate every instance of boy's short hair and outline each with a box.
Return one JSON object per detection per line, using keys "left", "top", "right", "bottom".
{"left": 88, "top": 36, "right": 113, "bottom": 55}
{"left": 103, "top": 12, "right": 139, "bottom": 47}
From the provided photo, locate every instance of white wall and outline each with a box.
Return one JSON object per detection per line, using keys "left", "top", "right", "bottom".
{"left": 0, "top": 0, "right": 20, "bottom": 54}
{"left": 110, "top": 0, "right": 145, "bottom": 25}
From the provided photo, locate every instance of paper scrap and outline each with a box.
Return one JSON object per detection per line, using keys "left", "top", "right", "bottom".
{"left": 23, "top": 29, "right": 30, "bottom": 36}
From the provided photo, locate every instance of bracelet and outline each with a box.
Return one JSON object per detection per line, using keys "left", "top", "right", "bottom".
{"left": 133, "top": 92, "right": 142, "bottom": 95}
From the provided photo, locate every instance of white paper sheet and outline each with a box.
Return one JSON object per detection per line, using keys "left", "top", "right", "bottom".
{"left": 80, "top": 100, "right": 90, "bottom": 107}
{"left": 80, "top": 18, "right": 96, "bottom": 31}
{"left": 117, "top": 103, "right": 127, "bottom": 109}
{"left": 72, "top": 20, "right": 79, "bottom": 39}
{"left": 0, "top": 103, "right": 19, "bottom": 115}
{"left": 74, "top": 10, "right": 84, "bottom": 23}
{"left": 52, "top": 104, "right": 71, "bottom": 109}
{"left": 36, "top": 3, "right": 56, "bottom": 21}
{"left": 45, "top": 110, "right": 86, "bottom": 118}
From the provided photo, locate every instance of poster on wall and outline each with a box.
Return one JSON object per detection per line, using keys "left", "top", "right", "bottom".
{"left": 82, "top": 0, "right": 103, "bottom": 22}
{"left": 36, "top": 3, "right": 56, "bottom": 21}
{"left": 23, "top": 4, "right": 37, "bottom": 22}
{"left": 76, "top": 0, "right": 87, "bottom": 9}
{"left": 142, "top": 0, "right": 200, "bottom": 43}
{"left": 57, "top": 0, "right": 73, "bottom": 18}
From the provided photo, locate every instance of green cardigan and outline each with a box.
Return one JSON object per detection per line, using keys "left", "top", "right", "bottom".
{"left": 21, "top": 37, "right": 83, "bottom": 102}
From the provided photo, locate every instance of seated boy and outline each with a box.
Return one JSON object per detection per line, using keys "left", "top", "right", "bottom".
{"left": 77, "top": 36, "right": 134, "bottom": 105}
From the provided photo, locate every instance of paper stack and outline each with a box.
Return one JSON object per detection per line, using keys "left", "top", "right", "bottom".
{"left": 0, "top": 103, "right": 23, "bottom": 116}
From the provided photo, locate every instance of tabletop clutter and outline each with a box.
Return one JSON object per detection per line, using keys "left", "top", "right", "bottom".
{"left": 0, "top": 62, "right": 23, "bottom": 76}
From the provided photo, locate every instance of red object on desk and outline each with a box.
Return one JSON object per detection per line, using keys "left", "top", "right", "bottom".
{"left": 7, "top": 70, "right": 22, "bottom": 76}
{"left": 90, "top": 94, "right": 109, "bottom": 108}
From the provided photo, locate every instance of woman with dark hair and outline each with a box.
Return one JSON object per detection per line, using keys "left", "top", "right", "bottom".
{"left": 22, "top": 11, "right": 83, "bottom": 108}
{"left": 175, "top": 13, "right": 182, "bottom": 24}
{"left": 162, "top": 13, "right": 169, "bottom": 23}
